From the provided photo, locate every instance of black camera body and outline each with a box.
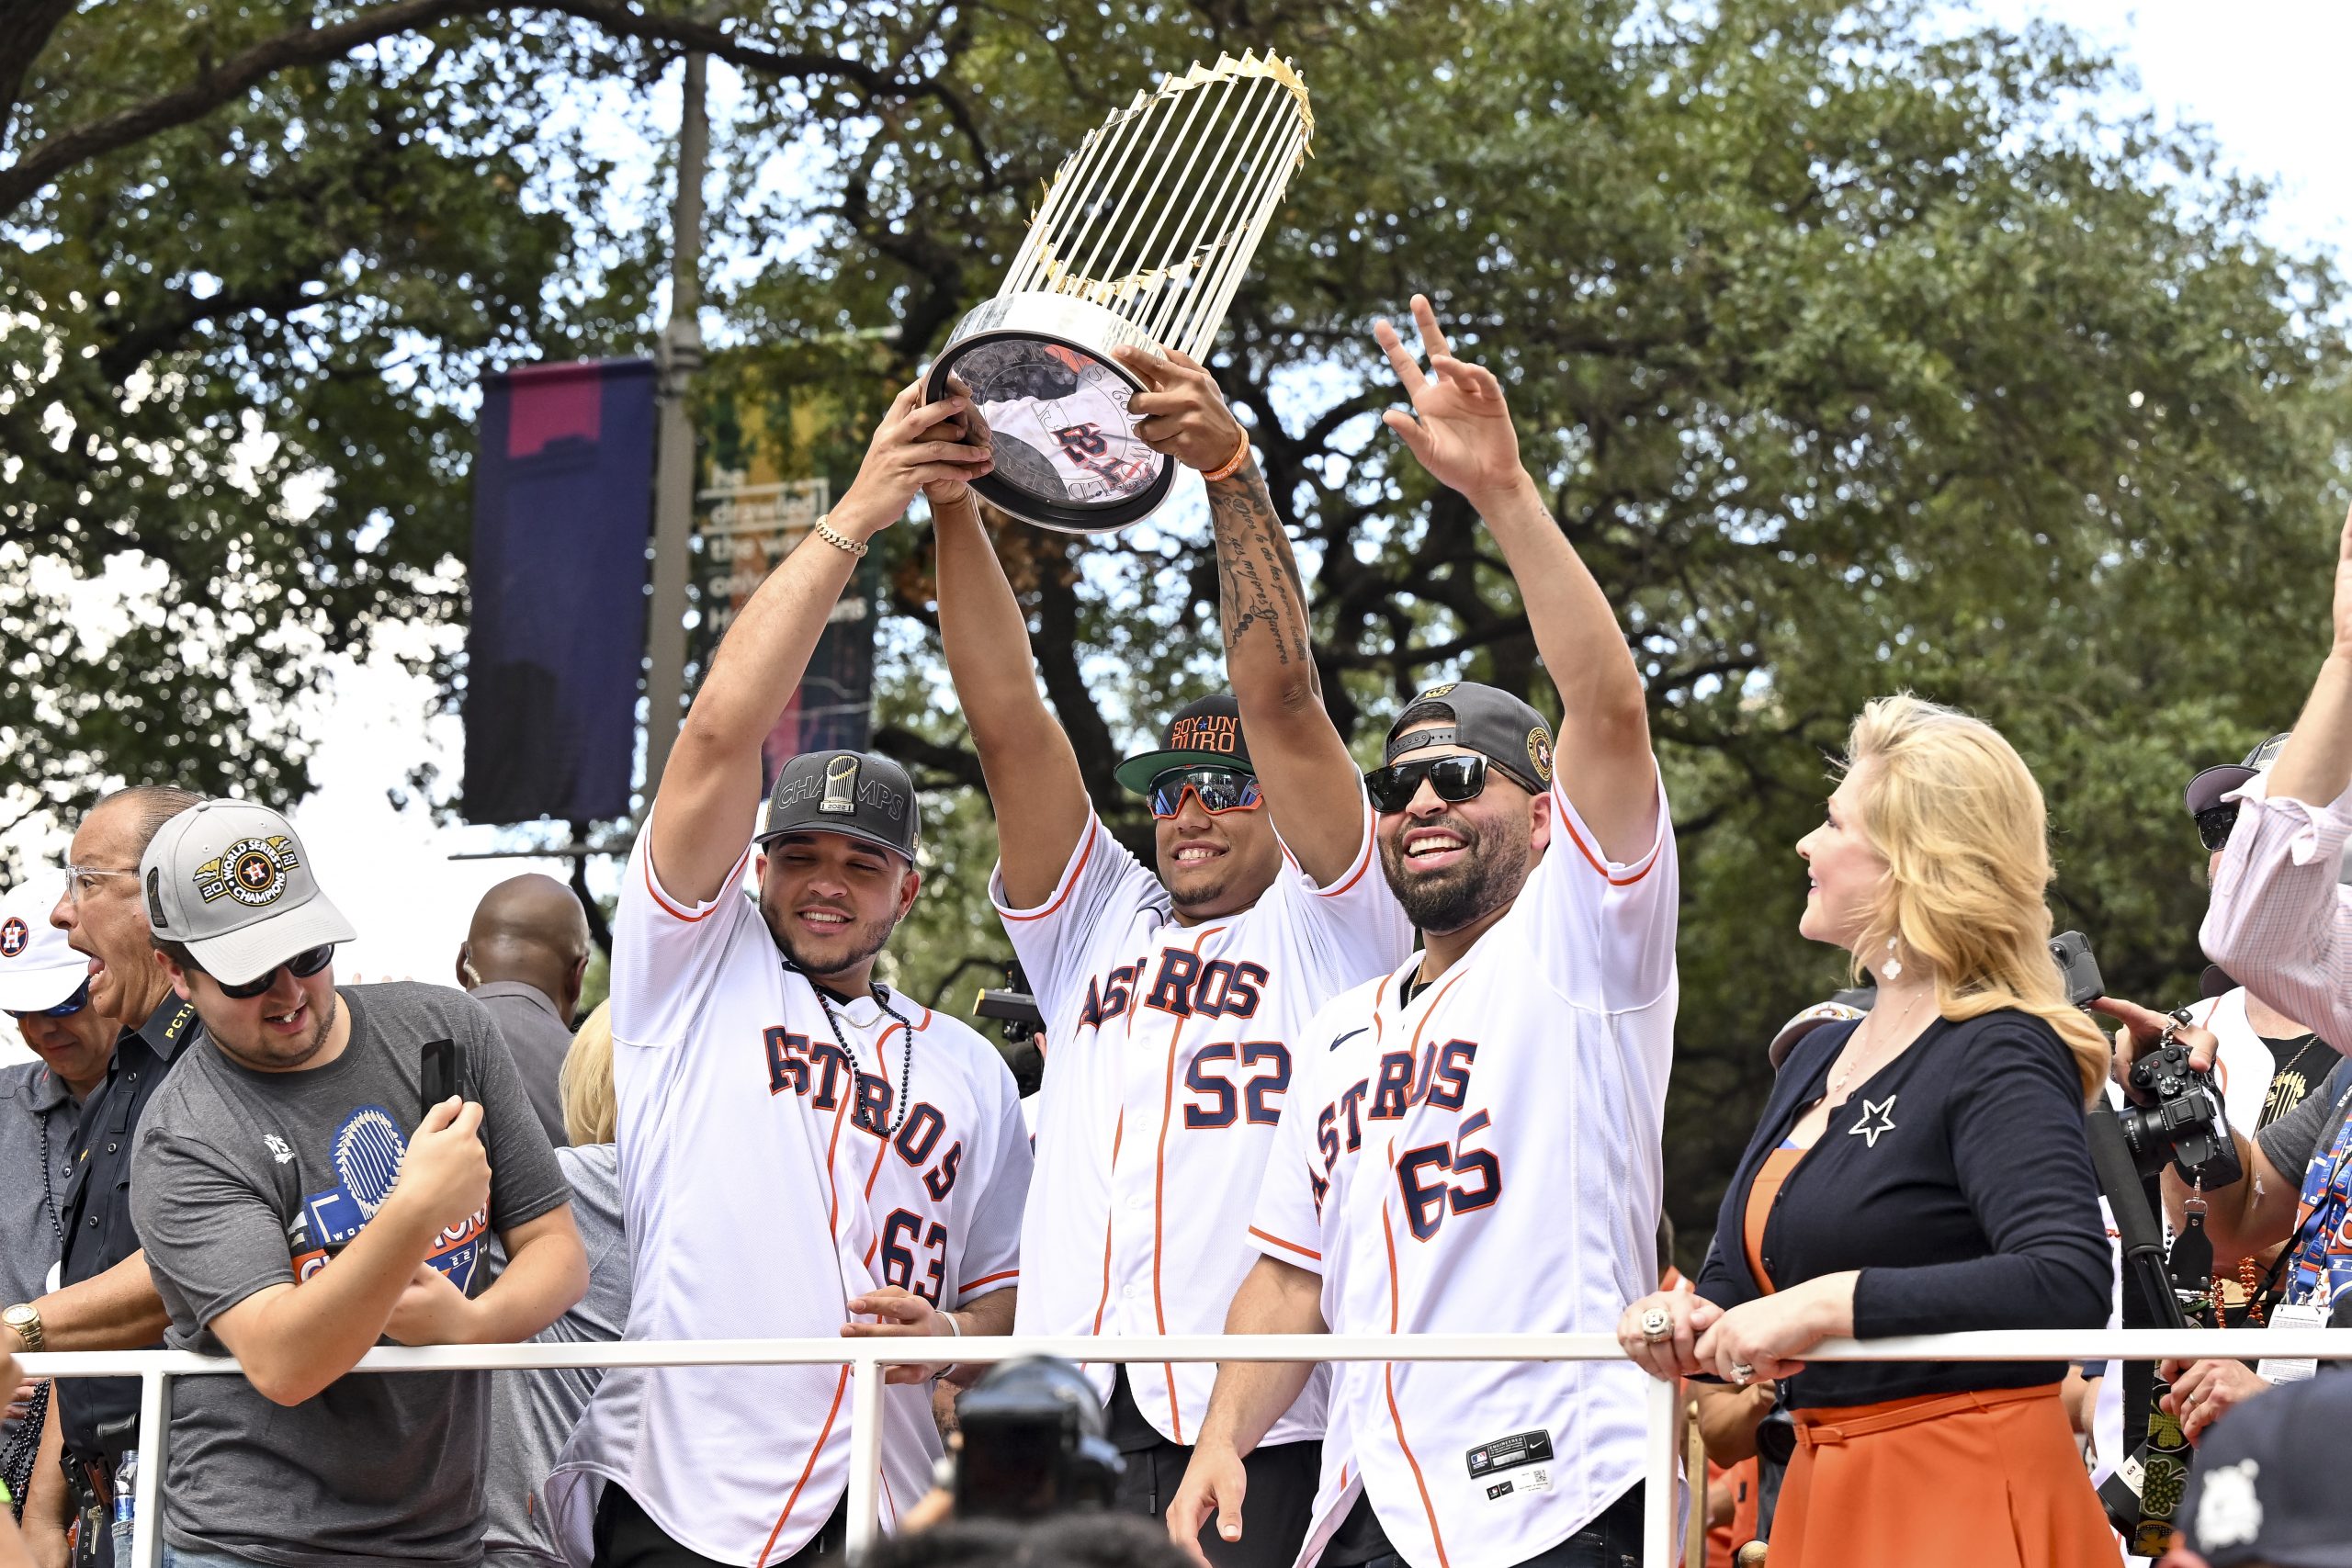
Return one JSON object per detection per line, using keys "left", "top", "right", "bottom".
{"left": 952, "top": 1357, "right": 1124, "bottom": 1521}
{"left": 2049, "top": 931, "right": 2103, "bottom": 1009}
{"left": 2119, "top": 1037, "right": 2244, "bottom": 1189}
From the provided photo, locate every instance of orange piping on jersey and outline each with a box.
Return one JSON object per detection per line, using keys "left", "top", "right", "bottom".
{"left": 1553, "top": 783, "right": 1661, "bottom": 886}
{"left": 641, "top": 839, "right": 752, "bottom": 922}
{"left": 963, "top": 1267, "right": 1019, "bottom": 1293}
{"left": 1250, "top": 1225, "right": 1321, "bottom": 1262}
{"left": 823, "top": 1053, "right": 860, "bottom": 1244}
{"left": 755, "top": 1364, "right": 849, "bottom": 1568}
{"left": 880, "top": 1468, "right": 899, "bottom": 1531}
{"left": 1311, "top": 809, "right": 1380, "bottom": 898}
{"left": 1087, "top": 1110, "right": 1127, "bottom": 1334}
{"left": 1380, "top": 1169, "right": 1451, "bottom": 1568}
{"left": 999, "top": 819, "right": 1100, "bottom": 921}
{"left": 858, "top": 1021, "right": 911, "bottom": 1204}
{"left": 1150, "top": 923, "right": 1226, "bottom": 1443}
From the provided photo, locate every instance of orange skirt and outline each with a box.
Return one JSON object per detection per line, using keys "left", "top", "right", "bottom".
{"left": 1765, "top": 1383, "right": 2112, "bottom": 1568}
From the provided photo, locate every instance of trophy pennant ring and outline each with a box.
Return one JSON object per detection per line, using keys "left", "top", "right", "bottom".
{"left": 925, "top": 51, "right": 1314, "bottom": 534}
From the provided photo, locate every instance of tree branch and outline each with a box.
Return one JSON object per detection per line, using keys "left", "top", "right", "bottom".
{"left": 0, "top": 0, "right": 965, "bottom": 220}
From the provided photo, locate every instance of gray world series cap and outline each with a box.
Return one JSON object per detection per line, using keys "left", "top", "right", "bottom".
{"left": 758, "top": 750, "right": 920, "bottom": 861}
{"left": 1383, "top": 681, "right": 1555, "bottom": 795}
{"left": 141, "top": 800, "right": 357, "bottom": 987}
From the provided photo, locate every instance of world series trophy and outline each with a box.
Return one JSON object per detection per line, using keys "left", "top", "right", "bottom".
{"left": 924, "top": 51, "right": 1314, "bottom": 534}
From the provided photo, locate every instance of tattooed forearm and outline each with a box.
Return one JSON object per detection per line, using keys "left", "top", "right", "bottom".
{"left": 1208, "top": 461, "right": 1313, "bottom": 671}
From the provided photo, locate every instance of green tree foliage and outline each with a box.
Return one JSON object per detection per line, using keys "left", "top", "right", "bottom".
{"left": 9, "top": 0, "right": 2349, "bottom": 1243}
{"left": 722, "top": 0, "right": 2352, "bottom": 1247}
{"left": 0, "top": 0, "right": 964, "bottom": 828}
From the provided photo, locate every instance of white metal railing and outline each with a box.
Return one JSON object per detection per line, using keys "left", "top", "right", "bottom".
{"left": 22, "top": 1327, "right": 2350, "bottom": 1567}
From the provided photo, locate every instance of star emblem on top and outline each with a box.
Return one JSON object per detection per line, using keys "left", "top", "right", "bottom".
{"left": 1847, "top": 1095, "right": 1898, "bottom": 1148}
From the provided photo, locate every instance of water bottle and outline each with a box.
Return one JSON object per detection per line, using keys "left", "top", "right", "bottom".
{"left": 109, "top": 1449, "right": 137, "bottom": 1566}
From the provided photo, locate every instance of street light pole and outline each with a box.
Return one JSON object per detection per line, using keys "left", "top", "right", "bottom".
{"left": 643, "top": 50, "right": 708, "bottom": 804}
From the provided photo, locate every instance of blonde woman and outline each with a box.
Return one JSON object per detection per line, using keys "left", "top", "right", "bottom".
{"left": 1618, "top": 696, "right": 2112, "bottom": 1567}
{"left": 486, "top": 1003, "right": 628, "bottom": 1568}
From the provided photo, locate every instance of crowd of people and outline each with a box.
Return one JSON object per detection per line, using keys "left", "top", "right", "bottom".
{"left": 4, "top": 296, "right": 2352, "bottom": 1568}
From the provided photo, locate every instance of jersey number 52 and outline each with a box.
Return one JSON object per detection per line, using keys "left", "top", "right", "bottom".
{"left": 1182, "top": 1041, "right": 1292, "bottom": 1129}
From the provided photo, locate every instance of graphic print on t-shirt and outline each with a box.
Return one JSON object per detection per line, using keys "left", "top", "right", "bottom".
{"left": 288, "top": 1102, "right": 487, "bottom": 1287}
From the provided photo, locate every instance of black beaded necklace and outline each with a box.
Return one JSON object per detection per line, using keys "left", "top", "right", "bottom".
{"left": 789, "top": 962, "right": 917, "bottom": 1140}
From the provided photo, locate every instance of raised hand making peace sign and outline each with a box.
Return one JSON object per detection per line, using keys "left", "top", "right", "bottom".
{"left": 1375, "top": 293, "right": 1528, "bottom": 505}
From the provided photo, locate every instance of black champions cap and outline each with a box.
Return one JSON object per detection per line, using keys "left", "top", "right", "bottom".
{"left": 1383, "top": 682, "right": 1555, "bottom": 795}
{"left": 757, "top": 750, "right": 921, "bottom": 861}
{"left": 1113, "top": 693, "right": 1254, "bottom": 795}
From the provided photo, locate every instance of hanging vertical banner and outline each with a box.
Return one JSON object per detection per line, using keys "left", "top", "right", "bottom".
{"left": 695, "top": 471, "right": 874, "bottom": 788}
{"left": 463, "top": 358, "right": 657, "bottom": 825}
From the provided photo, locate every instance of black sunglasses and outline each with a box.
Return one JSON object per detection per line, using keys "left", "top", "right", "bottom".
{"left": 2195, "top": 805, "right": 2239, "bottom": 854}
{"left": 6, "top": 979, "right": 90, "bottom": 1022}
{"left": 1366, "top": 755, "right": 1491, "bottom": 815}
{"left": 1148, "top": 767, "right": 1262, "bottom": 819}
{"left": 200, "top": 943, "right": 336, "bottom": 1000}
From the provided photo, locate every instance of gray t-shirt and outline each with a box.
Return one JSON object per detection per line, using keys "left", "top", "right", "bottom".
{"left": 481, "top": 1143, "right": 628, "bottom": 1568}
{"left": 130, "top": 982, "right": 570, "bottom": 1568}
{"left": 2256, "top": 1056, "right": 2352, "bottom": 1200}
{"left": 469, "top": 983, "right": 572, "bottom": 1149}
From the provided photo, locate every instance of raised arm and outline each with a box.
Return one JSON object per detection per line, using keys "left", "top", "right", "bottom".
{"left": 2200, "top": 504, "right": 2352, "bottom": 1050}
{"left": 931, "top": 483, "right": 1091, "bottom": 912}
{"left": 1376, "top": 295, "right": 1658, "bottom": 863}
{"left": 650, "top": 381, "right": 991, "bottom": 902}
{"left": 1116, "top": 348, "right": 1364, "bottom": 886}
{"left": 2263, "top": 504, "right": 2352, "bottom": 809}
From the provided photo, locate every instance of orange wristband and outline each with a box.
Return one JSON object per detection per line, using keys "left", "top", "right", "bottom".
{"left": 1201, "top": 426, "right": 1252, "bottom": 482}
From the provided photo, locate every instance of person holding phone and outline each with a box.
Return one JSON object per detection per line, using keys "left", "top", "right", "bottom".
{"left": 127, "top": 799, "right": 586, "bottom": 1568}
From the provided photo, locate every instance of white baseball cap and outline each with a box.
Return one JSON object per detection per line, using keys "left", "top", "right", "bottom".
{"left": 140, "top": 801, "right": 356, "bottom": 987}
{"left": 0, "top": 878, "right": 89, "bottom": 1013}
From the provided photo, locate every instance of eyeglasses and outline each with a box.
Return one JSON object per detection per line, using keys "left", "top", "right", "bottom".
{"left": 1366, "top": 754, "right": 1491, "bottom": 815}
{"left": 2196, "top": 805, "right": 2239, "bottom": 853}
{"left": 196, "top": 943, "right": 335, "bottom": 1001}
{"left": 62, "top": 863, "right": 138, "bottom": 907}
{"left": 1148, "top": 768, "right": 1263, "bottom": 819}
{"left": 6, "top": 980, "right": 90, "bottom": 1022}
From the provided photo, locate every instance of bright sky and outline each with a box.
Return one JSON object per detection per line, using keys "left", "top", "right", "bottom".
{"left": 6, "top": 0, "right": 2348, "bottom": 1068}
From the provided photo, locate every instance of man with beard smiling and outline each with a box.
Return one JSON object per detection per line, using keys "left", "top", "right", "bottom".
{"left": 936, "top": 344, "right": 1411, "bottom": 1564}
{"left": 1169, "top": 298, "right": 1679, "bottom": 1568}
{"left": 129, "top": 798, "right": 585, "bottom": 1568}
{"left": 546, "top": 379, "right": 1032, "bottom": 1568}
{"left": 3, "top": 784, "right": 199, "bottom": 1568}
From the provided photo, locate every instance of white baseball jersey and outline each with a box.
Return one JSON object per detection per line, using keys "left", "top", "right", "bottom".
{"left": 995, "top": 793, "right": 1412, "bottom": 1446}
{"left": 1250, "top": 773, "right": 1679, "bottom": 1568}
{"left": 548, "top": 829, "right": 1032, "bottom": 1564}
{"left": 980, "top": 356, "right": 1158, "bottom": 506}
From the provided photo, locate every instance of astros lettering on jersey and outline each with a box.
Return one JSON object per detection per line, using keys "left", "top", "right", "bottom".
{"left": 548, "top": 834, "right": 1032, "bottom": 1564}
{"left": 1250, "top": 773, "right": 1679, "bottom": 1568}
{"left": 996, "top": 792, "right": 1411, "bottom": 1445}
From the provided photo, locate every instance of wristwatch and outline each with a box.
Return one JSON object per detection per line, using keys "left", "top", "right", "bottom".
{"left": 3, "top": 1302, "right": 44, "bottom": 1352}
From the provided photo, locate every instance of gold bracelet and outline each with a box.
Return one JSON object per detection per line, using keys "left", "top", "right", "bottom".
{"left": 1202, "top": 427, "right": 1252, "bottom": 482}
{"left": 814, "top": 515, "right": 869, "bottom": 558}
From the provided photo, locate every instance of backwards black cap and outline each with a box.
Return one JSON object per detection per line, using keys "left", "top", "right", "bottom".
{"left": 2177, "top": 1368, "right": 2352, "bottom": 1565}
{"left": 1383, "top": 682, "right": 1555, "bottom": 795}
{"left": 757, "top": 750, "right": 920, "bottom": 861}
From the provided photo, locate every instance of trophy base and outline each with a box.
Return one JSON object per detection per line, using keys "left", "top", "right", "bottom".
{"left": 925, "top": 294, "right": 1177, "bottom": 535}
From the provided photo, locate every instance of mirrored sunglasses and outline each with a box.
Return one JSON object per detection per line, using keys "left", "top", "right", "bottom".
{"left": 6, "top": 979, "right": 90, "bottom": 1021}
{"left": 1148, "top": 768, "right": 1263, "bottom": 819}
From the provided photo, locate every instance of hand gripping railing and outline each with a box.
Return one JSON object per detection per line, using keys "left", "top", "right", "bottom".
{"left": 23, "top": 1326, "right": 2352, "bottom": 1567}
